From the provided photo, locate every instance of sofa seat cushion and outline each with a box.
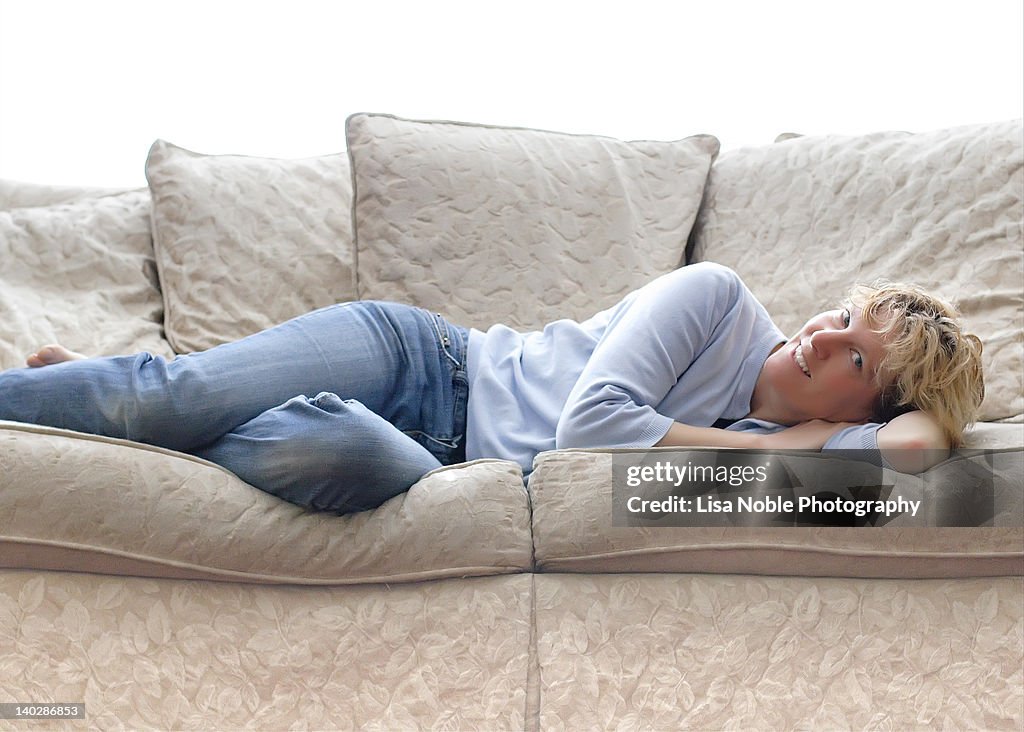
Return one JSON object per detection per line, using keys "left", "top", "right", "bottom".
{"left": 145, "top": 140, "right": 357, "bottom": 354}
{"left": 533, "top": 573, "right": 1024, "bottom": 730}
{"left": 0, "top": 422, "right": 532, "bottom": 583}
{"left": 689, "top": 119, "right": 1024, "bottom": 421}
{"left": 347, "top": 113, "right": 720, "bottom": 330}
{"left": 0, "top": 191, "right": 174, "bottom": 370}
{"left": 0, "top": 569, "right": 533, "bottom": 729}
{"left": 529, "top": 449, "right": 1023, "bottom": 578}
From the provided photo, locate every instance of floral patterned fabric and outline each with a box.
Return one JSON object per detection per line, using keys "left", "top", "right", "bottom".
{"left": 347, "top": 113, "right": 719, "bottom": 331}
{"left": 533, "top": 573, "right": 1024, "bottom": 730}
{"left": 0, "top": 571, "right": 533, "bottom": 730}
{"left": 0, "top": 423, "right": 533, "bottom": 585}
{"left": 0, "top": 191, "right": 173, "bottom": 370}
{"left": 146, "top": 140, "right": 357, "bottom": 354}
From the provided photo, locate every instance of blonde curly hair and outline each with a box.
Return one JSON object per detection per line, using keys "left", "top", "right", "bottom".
{"left": 845, "top": 281, "right": 985, "bottom": 448}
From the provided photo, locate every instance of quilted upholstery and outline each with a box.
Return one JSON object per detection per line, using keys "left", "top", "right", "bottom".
{"left": 0, "top": 423, "right": 533, "bottom": 584}
{"left": 146, "top": 140, "right": 356, "bottom": 354}
{"left": 533, "top": 573, "right": 1024, "bottom": 730}
{"left": 0, "top": 179, "right": 136, "bottom": 210}
{"left": 0, "top": 570, "right": 533, "bottom": 730}
{"left": 347, "top": 113, "right": 720, "bottom": 330}
{"left": 689, "top": 119, "right": 1024, "bottom": 421}
{"left": 0, "top": 191, "right": 173, "bottom": 369}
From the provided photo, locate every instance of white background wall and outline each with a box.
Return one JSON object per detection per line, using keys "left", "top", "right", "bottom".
{"left": 1, "top": 0, "right": 1021, "bottom": 187}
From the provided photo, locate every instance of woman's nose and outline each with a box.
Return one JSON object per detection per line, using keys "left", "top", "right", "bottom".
{"left": 808, "top": 329, "right": 838, "bottom": 357}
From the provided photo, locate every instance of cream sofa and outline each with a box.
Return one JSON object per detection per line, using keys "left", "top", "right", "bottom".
{"left": 0, "top": 115, "right": 1021, "bottom": 730}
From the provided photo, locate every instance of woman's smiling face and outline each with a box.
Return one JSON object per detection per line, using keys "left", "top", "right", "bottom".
{"left": 753, "top": 306, "right": 892, "bottom": 425}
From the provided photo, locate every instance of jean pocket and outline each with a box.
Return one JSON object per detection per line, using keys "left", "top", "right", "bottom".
{"left": 429, "top": 311, "right": 465, "bottom": 369}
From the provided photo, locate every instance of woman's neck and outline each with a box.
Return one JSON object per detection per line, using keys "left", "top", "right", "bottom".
{"left": 745, "top": 342, "right": 799, "bottom": 425}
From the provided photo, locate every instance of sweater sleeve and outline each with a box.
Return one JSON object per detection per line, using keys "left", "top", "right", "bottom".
{"left": 822, "top": 422, "right": 903, "bottom": 471}
{"left": 555, "top": 262, "right": 752, "bottom": 449}
{"left": 822, "top": 423, "right": 884, "bottom": 452}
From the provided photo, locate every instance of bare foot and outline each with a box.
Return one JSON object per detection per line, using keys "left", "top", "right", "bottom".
{"left": 26, "top": 344, "right": 88, "bottom": 368}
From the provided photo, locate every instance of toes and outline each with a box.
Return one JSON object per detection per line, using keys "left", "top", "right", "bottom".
{"left": 25, "top": 344, "right": 84, "bottom": 368}
{"left": 36, "top": 345, "right": 67, "bottom": 364}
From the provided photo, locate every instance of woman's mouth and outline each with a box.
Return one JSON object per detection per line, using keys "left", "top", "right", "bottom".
{"left": 794, "top": 343, "right": 811, "bottom": 377}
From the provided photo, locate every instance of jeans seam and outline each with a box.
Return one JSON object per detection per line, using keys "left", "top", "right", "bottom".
{"left": 403, "top": 429, "right": 461, "bottom": 449}
{"left": 430, "top": 311, "right": 462, "bottom": 368}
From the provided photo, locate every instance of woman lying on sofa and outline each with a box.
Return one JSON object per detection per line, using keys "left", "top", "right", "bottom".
{"left": 0, "top": 263, "right": 984, "bottom": 515}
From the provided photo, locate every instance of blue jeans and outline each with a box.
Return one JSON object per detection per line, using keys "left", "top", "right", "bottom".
{"left": 0, "top": 301, "right": 469, "bottom": 514}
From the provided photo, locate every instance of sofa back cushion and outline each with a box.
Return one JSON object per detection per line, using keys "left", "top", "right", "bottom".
{"left": 347, "top": 113, "right": 720, "bottom": 330}
{"left": 0, "top": 179, "right": 136, "bottom": 210}
{"left": 146, "top": 140, "right": 357, "bottom": 353}
{"left": 689, "top": 120, "right": 1024, "bottom": 421}
{"left": 0, "top": 191, "right": 173, "bottom": 369}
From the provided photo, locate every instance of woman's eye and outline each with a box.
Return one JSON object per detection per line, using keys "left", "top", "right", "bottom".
{"left": 853, "top": 352, "right": 863, "bottom": 369}
{"left": 842, "top": 309, "right": 852, "bottom": 327}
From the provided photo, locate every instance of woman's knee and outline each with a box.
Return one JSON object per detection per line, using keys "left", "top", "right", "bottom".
{"left": 118, "top": 353, "right": 187, "bottom": 443}
{"left": 196, "top": 393, "right": 442, "bottom": 514}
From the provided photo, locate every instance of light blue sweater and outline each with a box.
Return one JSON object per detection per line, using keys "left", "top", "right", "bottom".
{"left": 464, "top": 262, "right": 883, "bottom": 475}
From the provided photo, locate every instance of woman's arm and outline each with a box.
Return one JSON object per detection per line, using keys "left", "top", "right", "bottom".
{"left": 555, "top": 263, "right": 779, "bottom": 450}
{"left": 655, "top": 419, "right": 859, "bottom": 450}
{"left": 656, "top": 411, "right": 951, "bottom": 474}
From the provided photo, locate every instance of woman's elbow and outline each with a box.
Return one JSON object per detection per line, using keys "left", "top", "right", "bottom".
{"left": 554, "top": 418, "right": 587, "bottom": 450}
{"left": 877, "top": 412, "right": 951, "bottom": 473}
